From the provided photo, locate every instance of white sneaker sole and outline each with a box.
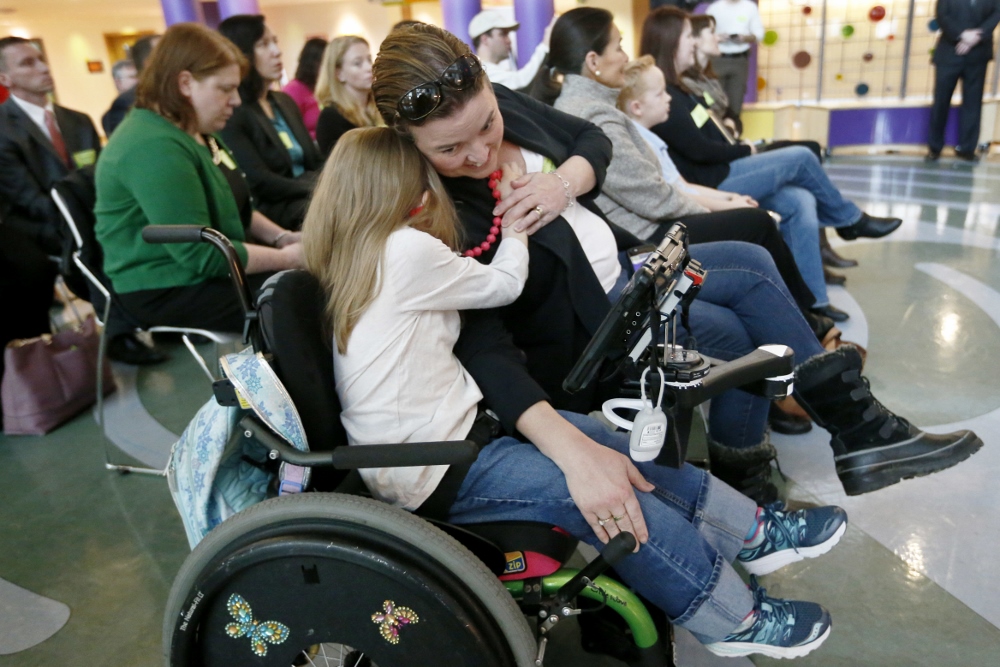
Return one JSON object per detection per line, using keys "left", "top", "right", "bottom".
{"left": 740, "top": 521, "right": 847, "bottom": 576}
{"left": 704, "top": 623, "right": 831, "bottom": 659}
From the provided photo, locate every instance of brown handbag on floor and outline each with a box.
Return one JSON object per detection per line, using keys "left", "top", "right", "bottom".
{"left": 1, "top": 315, "right": 115, "bottom": 435}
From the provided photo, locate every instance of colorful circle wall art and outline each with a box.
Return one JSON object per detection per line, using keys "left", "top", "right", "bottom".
{"left": 841, "top": 25, "right": 855, "bottom": 38}
{"left": 757, "top": 76, "right": 767, "bottom": 91}
{"left": 928, "top": 19, "right": 939, "bottom": 31}
{"left": 793, "top": 51, "right": 812, "bottom": 69}
{"left": 868, "top": 6, "right": 886, "bottom": 22}
{"left": 855, "top": 83, "right": 870, "bottom": 96}
{"left": 803, "top": 6, "right": 812, "bottom": 15}
{"left": 763, "top": 30, "right": 779, "bottom": 45}
{"left": 863, "top": 52, "right": 874, "bottom": 62}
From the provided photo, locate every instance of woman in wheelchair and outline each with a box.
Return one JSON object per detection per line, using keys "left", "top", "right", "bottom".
{"left": 300, "top": 125, "right": 848, "bottom": 659}
{"left": 371, "top": 22, "right": 982, "bottom": 505}
{"left": 94, "top": 24, "right": 305, "bottom": 334}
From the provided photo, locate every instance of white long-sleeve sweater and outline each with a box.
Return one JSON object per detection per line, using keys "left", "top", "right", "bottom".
{"left": 333, "top": 227, "right": 528, "bottom": 510}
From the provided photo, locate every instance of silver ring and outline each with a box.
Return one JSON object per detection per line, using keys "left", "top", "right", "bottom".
{"left": 534, "top": 205, "right": 544, "bottom": 216}
{"left": 597, "top": 516, "right": 611, "bottom": 527}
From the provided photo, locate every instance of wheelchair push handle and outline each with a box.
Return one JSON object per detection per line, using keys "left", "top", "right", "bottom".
{"left": 141, "top": 224, "right": 207, "bottom": 244}
{"left": 142, "top": 225, "right": 259, "bottom": 347}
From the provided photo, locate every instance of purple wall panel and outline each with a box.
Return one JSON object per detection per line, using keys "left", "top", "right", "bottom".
{"left": 442, "top": 0, "right": 482, "bottom": 48}
{"left": 513, "top": 0, "right": 553, "bottom": 68}
{"left": 828, "top": 107, "right": 960, "bottom": 147}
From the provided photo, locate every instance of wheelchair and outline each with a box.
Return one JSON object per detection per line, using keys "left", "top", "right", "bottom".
{"left": 152, "top": 223, "right": 795, "bottom": 667}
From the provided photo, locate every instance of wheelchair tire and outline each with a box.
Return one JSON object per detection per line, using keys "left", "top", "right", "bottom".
{"left": 164, "top": 493, "right": 537, "bottom": 667}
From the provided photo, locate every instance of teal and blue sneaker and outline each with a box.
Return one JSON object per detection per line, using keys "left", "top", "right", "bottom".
{"left": 737, "top": 502, "right": 847, "bottom": 576}
{"left": 704, "top": 576, "right": 832, "bottom": 659}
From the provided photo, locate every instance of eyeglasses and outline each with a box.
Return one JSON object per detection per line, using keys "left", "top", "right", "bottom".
{"left": 396, "top": 54, "right": 483, "bottom": 121}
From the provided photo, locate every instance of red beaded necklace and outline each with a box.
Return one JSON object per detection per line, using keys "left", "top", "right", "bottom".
{"left": 463, "top": 169, "right": 503, "bottom": 258}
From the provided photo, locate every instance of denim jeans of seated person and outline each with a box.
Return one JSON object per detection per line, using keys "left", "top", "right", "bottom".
{"left": 718, "top": 145, "right": 863, "bottom": 307}
{"left": 448, "top": 410, "right": 759, "bottom": 643}
{"left": 609, "top": 242, "right": 826, "bottom": 450}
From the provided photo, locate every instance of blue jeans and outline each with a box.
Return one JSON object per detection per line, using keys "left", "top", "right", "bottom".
{"left": 449, "top": 411, "right": 758, "bottom": 642}
{"left": 685, "top": 242, "right": 826, "bottom": 449}
{"left": 717, "top": 146, "right": 863, "bottom": 307}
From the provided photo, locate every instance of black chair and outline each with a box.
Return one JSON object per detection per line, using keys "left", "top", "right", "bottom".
{"left": 50, "top": 176, "right": 240, "bottom": 475}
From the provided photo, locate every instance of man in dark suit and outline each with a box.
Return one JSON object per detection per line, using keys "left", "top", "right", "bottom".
{"left": 928, "top": 0, "right": 1000, "bottom": 161}
{"left": 0, "top": 36, "right": 164, "bottom": 364}
{"left": 102, "top": 34, "right": 159, "bottom": 138}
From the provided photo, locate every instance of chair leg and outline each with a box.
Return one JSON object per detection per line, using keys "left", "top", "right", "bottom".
{"left": 98, "top": 299, "right": 166, "bottom": 477}
{"left": 181, "top": 334, "right": 218, "bottom": 382}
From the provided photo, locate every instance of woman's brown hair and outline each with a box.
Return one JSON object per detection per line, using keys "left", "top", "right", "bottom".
{"left": 371, "top": 22, "right": 487, "bottom": 134}
{"left": 639, "top": 6, "right": 689, "bottom": 88}
{"left": 687, "top": 13, "right": 718, "bottom": 80}
{"left": 136, "top": 22, "right": 248, "bottom": 131}
{"left": 302, "top": 127, "right": 461, "bottom": 353}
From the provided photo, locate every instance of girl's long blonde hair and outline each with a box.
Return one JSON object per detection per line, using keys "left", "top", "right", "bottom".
{"left": 315, "top": 36, "right": 381, "bottom": 129}
{"left": 302, "top": 127, "right": 461, "bottom": 354}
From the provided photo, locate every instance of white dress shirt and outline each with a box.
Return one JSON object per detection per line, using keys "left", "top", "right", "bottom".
{"left": 707, "top": 0, "right": 765, "bottom": 55}
{"left": 482, "top": 40, "right": 549, "bottom": 91}
{"left": 9, "top": 93, "right": 56, "bottom": 141}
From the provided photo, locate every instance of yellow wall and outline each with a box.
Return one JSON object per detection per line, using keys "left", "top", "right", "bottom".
{"left": 1, "top": 8, "right": 166, "bottom": 135}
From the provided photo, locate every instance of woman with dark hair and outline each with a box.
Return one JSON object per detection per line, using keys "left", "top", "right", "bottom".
{"left": 368, "top": 24, "right": 847, "bottom": 660}
{"left": 640, "top": 6, "right": 903, "bottom": 322}
{"left": 314, "top": 35, "right": 380, "bottom": 156}
{"left": 370, "top": 19, "right": 978, "bottom": 524}
{"left": 94, "top": 23, "right": 303, "bottom": 333}
{"left": 218, "top": 14, "right": 322, "bottom": 230}
{"left": 283, "top": 37, "right": 327, "bottom": 139}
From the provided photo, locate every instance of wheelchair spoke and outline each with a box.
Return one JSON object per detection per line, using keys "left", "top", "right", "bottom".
{"left": 298, "top": 643, "right": 376, "bottom": 667}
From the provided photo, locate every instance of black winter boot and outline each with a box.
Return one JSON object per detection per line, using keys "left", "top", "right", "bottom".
{"left": 794, "top": 346, "right": 982, "bottom": 495}
{"left": 708, "top": 438, "right": 781, "bottom": 505}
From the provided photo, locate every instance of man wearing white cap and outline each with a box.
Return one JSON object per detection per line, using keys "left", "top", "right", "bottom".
{"left": 469, "top": 9, "right": 552, "bottom": 91}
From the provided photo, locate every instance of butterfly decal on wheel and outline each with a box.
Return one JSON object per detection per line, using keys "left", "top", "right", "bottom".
{"left": 224, "top": 593, "right": 291, "bottom": 657}
{"left": 372, "top": 600, "right": 419, "bottom": 645}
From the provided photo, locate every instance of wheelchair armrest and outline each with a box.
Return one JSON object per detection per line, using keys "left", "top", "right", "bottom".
{"left": 675, "top": 345, "right": 795, "bottom": 408}
{"left": 241, "top": 415, "right": 479, "bottom": 469}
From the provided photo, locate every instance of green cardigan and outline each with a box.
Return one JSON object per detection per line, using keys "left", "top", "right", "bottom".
{"left": 95, "top": 109, "right": 249, "bottom": 294}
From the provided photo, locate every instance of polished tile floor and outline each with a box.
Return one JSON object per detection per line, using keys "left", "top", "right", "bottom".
{"left": 2, "top": 155, "right": 999, "bottom": 666}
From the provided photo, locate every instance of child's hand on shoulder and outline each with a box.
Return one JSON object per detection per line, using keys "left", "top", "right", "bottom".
{"left": 498, "top": 162, "right": 524, "bottom": 201}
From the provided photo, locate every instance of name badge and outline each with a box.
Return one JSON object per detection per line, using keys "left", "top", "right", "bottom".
{"left": 72, "top": 149, "right": 97, "bottom": 168}
{"left": 217, "top": 150, "right": 237, "bottom": 170}
{"left": 691, "top": 104, "right": 710, "bottom": 128}
{"left": 278, "top": 131, "right": 294, "bottom": 149}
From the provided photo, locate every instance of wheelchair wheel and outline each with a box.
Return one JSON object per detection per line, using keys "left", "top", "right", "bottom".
{"left": 164, "top": 493, "right": 536, "bottom": 667}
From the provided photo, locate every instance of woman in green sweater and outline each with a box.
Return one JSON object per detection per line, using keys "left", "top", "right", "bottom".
{"left": 95, "top": 23, "right": 303, "bottom": 332}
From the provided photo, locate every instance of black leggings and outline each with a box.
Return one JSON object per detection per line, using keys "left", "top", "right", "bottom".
{"left": 117, "top": 273, "right": 273, "bottom": 334}
{"left": 648, "top": 208, "right": 816, "bottom": 314}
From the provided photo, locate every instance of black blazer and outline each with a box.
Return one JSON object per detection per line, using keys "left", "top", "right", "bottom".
{"left": 0, "top": 98, "right": 101, "bottom": 254}
{"left": 650, "top": 84, "right": 752, "bottom": 189}
{"left": 315, "top": 104, "right": 357, "bottom": 158}
{"left": 447, "top": 85, "right": 641, "bottom": 432}
{"left": 934, "top": 0, "right": 1000, "bottom": 66}
{"left": 101, "top": 86, "right": 136, "bottom": 137}
{"left": 219, "top": 90, "right": 322, "bottom": 229}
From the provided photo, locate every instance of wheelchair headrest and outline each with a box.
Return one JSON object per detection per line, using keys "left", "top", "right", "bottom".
{"left": 256, "top": 270, "right": 349, "bottom": 491}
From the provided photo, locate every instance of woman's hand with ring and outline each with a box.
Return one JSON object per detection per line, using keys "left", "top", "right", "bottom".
{"left": 493, "top": 171, "right": 567, "bottom": 235}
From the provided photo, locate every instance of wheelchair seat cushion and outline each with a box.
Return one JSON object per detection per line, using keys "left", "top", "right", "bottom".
{"left": 256, "top": 270, "right": 349, "bottom": 491}
{"left": 461, "top": 521, "right": 579, "bottom": 580}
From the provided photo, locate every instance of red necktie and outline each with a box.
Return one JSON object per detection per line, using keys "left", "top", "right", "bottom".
{"left": 44, "top": 109, "right": 70, "bottom": 168}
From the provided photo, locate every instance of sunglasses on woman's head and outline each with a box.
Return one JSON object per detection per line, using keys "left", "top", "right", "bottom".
{"left": 396, "top": 54, "right": 483, "bottom": 121}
